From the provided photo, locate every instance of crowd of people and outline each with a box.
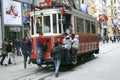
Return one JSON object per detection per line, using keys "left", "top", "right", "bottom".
{"left": 102, "top": 36, "right": 120, "bottom": 44}
{"left": 0, "top": 33, "right": 80, "bottom": 77}
{"left": 0, "top": 34, "right": 32, "bottom": 69}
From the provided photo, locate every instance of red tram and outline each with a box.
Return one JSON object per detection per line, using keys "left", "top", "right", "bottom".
{"left": 29, "top": 3, "right": 99, "bottom": 66}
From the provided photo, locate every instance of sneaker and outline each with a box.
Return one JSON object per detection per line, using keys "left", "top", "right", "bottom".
{"left": 72, "top": 61, "right": 77, "bottom": 65}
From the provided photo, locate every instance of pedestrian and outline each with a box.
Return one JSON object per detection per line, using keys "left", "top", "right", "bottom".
{"left": 63, "top": 34, "right": 72, "bottom": 64}
{"left": 16, "top": 38, "right": 22, "bottom": 56}
{"left": 0, "top": 37, "right": 8, "bottom": 65}
{"left": 4, "top": 39, "right": 16, "bottom": 66}
{"left": 50, "top": 41, "right": 64, "bottom": 77}
{"left": 36, "top": 34, "right": 43, "bottom": 65}
{"left": 21, "top": 35, "right": 32, "bottom": 68}
{"left": 71, "top": 35, "right": 79, "bottom": 65}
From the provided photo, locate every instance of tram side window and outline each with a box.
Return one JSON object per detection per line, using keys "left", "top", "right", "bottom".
{"left": 76, "top": 17, "right": 84, "bottom": 33}
{"left": 85, "top": 20, "right": 90, "bottom": 33}
{"left": 53, "top": 14, "right": 57, "bottom": 33}
{"left": 91, "top": 22, "right": 96, "bottom": 34}
{"left": 36, "top": 17, "right": 42, "bottom": 34}
{"left": 43, "top": 16, "right": 51, "bottom": 33}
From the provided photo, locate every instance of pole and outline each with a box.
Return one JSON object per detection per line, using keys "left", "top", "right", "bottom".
{"left": 1, "top": 0, "right": 5, "bottom": 41}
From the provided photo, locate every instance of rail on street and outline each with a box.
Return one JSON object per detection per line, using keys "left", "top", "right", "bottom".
{"left": 0, "top": 42, "right": 120, "bottom": 80}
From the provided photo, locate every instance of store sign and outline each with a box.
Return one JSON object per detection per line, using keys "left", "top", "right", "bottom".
{"left": 39, "top": 2, "right": 51, "bottom": 8}
{"left": 39, "top": 0, "right": 57, "bottom": 8}
{"left": 2, "top": 0, "right": 22, "bottom": 26}
{"left": 9, "top": 27, "right": 21, "bottom": 32}
{"left": 80, "top": 3, "right": 88, "bottom": 13}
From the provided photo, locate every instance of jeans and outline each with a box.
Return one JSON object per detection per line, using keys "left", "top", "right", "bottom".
{"left": 0, "top": 54, "right": 7, "bottom": 65}
{"left": 23, "top": 54, "right": 31, "bottom": 68}
{"left": 54, "top": 59, "right": 61, "bottom": 75}
{"left": 36, "top": 47, "right": 42, "bottom": 64}
{"left": 64, "top": 48, "right": 71, "bottom": 64}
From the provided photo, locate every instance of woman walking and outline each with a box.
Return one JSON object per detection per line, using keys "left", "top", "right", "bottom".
{"left": 21, "top": 35, "right": 32, "bottom": 68}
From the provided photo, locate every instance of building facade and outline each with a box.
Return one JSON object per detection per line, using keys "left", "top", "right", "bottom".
{"left": 107, "top": 0, "right": 114, "bottom": 38}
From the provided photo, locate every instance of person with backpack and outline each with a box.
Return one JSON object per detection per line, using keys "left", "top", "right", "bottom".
{"left": 71, "top": 35, "right": 79, "bottom": 65}
{"left": 21, "top": 35, "right": 32, "bottom": 68}
{"left": 50, "top": 41, "right": 64, "bottom": 77}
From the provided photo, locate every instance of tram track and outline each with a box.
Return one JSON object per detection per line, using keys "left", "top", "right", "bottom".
{"left": 13, "top": 43, "right": 120, "bottom": 80}
{"left": 14, "top": 65, "right": 55, "bottom": 80}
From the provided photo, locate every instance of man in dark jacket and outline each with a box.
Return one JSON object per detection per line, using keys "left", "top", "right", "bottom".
{"left": 50, "top": 41, "right": 63, "bottom": 77}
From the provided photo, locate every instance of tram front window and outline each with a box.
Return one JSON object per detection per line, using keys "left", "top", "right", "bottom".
{"left": 43, "top": 16, "right": 51, "bottom": 33}
{"left": 53, "top": 14, "right": 57, "bottom": 33}
{"left": 36, "top": 17, "right": 42, "bottom": 35}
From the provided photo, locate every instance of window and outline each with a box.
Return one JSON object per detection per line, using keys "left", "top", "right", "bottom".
{"left": 91, "top": 22, "right": 96, "bottom": 34}
{"left": 85, "top": 20, "right": 90, "bottom": 33}
{"left": 58, "top": 14, "right": 62, "bottom": 33}
{"left": 114, "top": 0, "right": 116, "bottom": 4}
{"left": 76, "top": 17, "right": 84, "bottom": 33}
{"left": 43, "top": 16, "right": 51, "bottom": 33}
{"left": 53, "top": 14, "right": 57, "bottom": 33}
{"left": 36, "top": 17, "right": 42, "bottom": 34}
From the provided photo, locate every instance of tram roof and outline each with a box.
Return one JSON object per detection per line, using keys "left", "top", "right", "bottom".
{"left": 31, "top": 5, "right": 97, "bottom": 22}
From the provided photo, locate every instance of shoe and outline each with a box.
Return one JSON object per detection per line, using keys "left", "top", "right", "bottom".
{"left": 5, "top": 64, "right": 7, "bottom": 66}
{"left": 8, "top": 63, "right": 12, "bottom": 64}
{"left": 14, "top": 63, "right": 17, "bottom": 65}
{"left": 72, "top": 61, "right": 77, "bottom": 65}
{"left": 55, "top": 74, "right": 59, "bottom": 77}
{"left": 24, "top": 66, "right": 26, "bottom": 69}
{"left": 0, "top": 63, "right": 3, "bottom": 66}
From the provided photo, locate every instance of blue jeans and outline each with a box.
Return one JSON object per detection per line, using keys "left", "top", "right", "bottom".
{"left": 0, "top": 54, "right": 7, "bottom": 65}
{"left": 36, "top": 47, "right": 42, "bottom": 64}
{"left": 54, "top": 59, "right": 61, "bottom": 75}
{"left": 64, "top": 48, "right": 71, "bottom": 64}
